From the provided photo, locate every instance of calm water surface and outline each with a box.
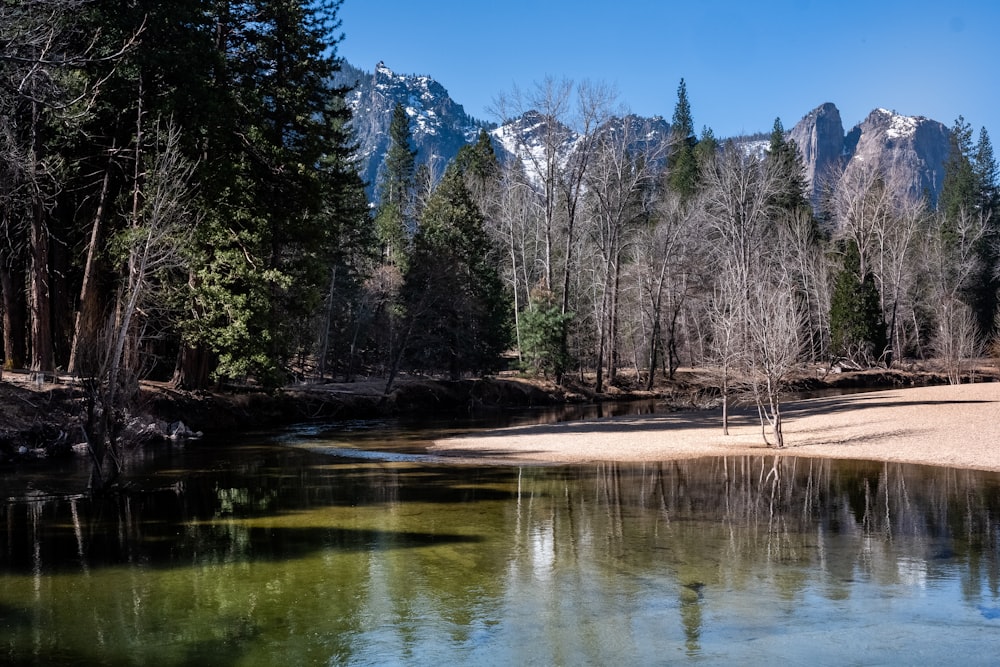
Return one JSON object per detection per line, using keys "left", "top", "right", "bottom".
{"left": 2, "top": 409, "right": 1000, "bottom": 665}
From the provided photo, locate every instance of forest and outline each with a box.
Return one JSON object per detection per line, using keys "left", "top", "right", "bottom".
{"left": 2, "top": 2, "right": 999, "bottom": 453}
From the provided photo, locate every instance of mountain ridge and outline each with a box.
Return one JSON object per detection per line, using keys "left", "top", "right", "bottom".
{"left": 338, "top": 61, "right": 952, "bottom": 207}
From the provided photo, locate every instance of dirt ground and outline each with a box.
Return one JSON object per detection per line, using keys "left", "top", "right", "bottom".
{"left": 429, "top": 382, "right": 1000, "bottom": 472}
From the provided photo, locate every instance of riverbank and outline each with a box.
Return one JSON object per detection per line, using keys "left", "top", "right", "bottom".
{"left": 429, "top": 382, "right": 1000, "bottom": 472}
{"left": 0, "top": 363, "right": 994, "bottom": 465}
{"left": 0, "top": 374, "right": 578, "bottom": 463}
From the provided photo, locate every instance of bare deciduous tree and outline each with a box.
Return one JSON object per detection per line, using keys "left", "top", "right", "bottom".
{"left": 743, "top": 278, "right": 804, "bottom": 447}
{"left": 635, "top": 189, "right": 706, "bottom": 387}
{"left": 702, "top": 143, "right": 802, "bottom": 446}
{"left": 492, "top": 79, "right": 615, "bottom": 381}
{"left": 922, "top": 207, "right": 989, "bottom": 383}
{"left": 776, "top": 207, "right": 831, "bottom": 362}
{"left": 826, "top": 157, "right": 929, "bottom": 365}
{"left": 583, "top": 114, "right": 664, "bottom": 391}
{"left": 82, "top": 120, "right": 193, "bottom": 491}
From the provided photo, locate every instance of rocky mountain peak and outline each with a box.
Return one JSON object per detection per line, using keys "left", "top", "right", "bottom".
{"left": 338, "top": 60, "right": 952, "bottom": 211}
{"left": 869, "top": 108, "right": 920, "bottom": 139}
{"left": 788, "top": 103, "right": 950, "bottom": 206}
{"left": 335, "top": 61, "right": 487, "bottom": 195}
{"left": 844, "top": 108, "right": 950, "bottom": 203}
{"left": 787, "top": 102, "right": 845, "bottom": 198}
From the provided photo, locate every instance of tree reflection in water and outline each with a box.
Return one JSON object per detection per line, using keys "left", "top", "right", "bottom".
{"left": 2, "top": 447, "right": 1000, "bottom": 664}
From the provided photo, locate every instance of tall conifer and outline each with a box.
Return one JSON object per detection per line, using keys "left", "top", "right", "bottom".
{"left": 766, "top": 117, "right": 810, "bottom": 214}
{"left": 667, "top": 79, "right": 698, "bottom": 199}
{"left": 375, "top": 102, "right": 417, "bottom": 268}
{"left": 401, "top": 165, "right": 511, "bottom": 378}
{"left": 939, "top": 116, "right": 977, "bottom": 219}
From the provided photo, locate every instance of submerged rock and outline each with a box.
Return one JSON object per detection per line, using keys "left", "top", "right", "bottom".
{"left": 167, "top": 420, "right": 203, "bottom": 440}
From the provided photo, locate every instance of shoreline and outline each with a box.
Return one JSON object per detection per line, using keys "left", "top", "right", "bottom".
{"left": 429, "top": 383, "right": 1000, "bottom": 472}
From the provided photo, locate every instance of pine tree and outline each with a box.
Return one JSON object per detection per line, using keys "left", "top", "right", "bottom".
{"left": 519, "top": 288, "right": 573, "bottom": 379}
{"left": 765, "top": 117, "right": 810, "bottom": 214}
{"left": 454, "top": 129, "right": 499, "bottom": 192}
{"left": 692, "top": 125, "right": 718, "bottom": 173}
{"left": 171, "top": 0, "right": 358, "bottom": 387}
{"left": 937, "top": 118, "right": 1000, "bottom": 337}
{"left": 974, "top": 127, "right": 999, "bottom": 214}
{"left": 375, "top": 102, "right": 417, "bottom": 268}
{"left": 400, "top": 166, "right": 512, "bottom": 378}
{"left": 939, "top": 116, "right": 977, "bottom": 219}
{"left": 0, "top": 0, "right": 102, "bottom": 376}
{"left": 667, "top": 78, "right": 699, "bottom": 199}
{"left": 315, "top": 166, "right": 376, "bottom": 380}
{"left": 830, "top": 242, "right": 887, "bottom": 364}
{"left": 671, "top": 78, "right": 694, "bottom": 142}
{"left": 381, "top": 102, "right": 417, "bottom": 208}
{"left": 971, "top": 126, "right": 1000, "bottom": 335}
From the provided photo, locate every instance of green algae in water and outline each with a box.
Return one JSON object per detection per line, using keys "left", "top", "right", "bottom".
{"left": 3, "top": 441, "right": 1000, "bottom": 665}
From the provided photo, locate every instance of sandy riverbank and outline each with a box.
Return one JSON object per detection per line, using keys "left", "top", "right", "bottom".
{"left": 429, "top": 383, "right": 1000, "bottom": 471}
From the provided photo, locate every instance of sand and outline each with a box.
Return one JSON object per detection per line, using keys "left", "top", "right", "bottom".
{"left": 428, "top": 382, "right": 1000, "bottom": 471}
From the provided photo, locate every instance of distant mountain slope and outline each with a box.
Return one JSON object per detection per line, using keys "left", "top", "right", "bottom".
{"left": 490, "top": 111, "right": 672, "bottom": 186}
{"left": 334, "top": 61, "right": 490, "bottom": 195}
{"left": 337, "top": 62, "right": 952, "bottom": 211}
{"left": 788, "top": 103, "right": 950, "bottom": 206}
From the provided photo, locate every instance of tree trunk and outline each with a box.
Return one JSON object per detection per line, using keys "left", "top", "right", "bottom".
{"left": 172, "top": 344, "right": 213, "bottom": 390}
{"left": 595, "top": 278, "right": 608, "bottom": 393}
{"left": 317, "top": 266, "right": 337, "bottom": 380}
{"left": 667, "top": 300, "right": 682, "bottom": 380}
{"left": 68, "top": 166, "right": 113, "bottom": 375}
{"left": 29, "top": 197, "right": 53, "bottom": 376}
{"left": 645, "top": 315, "right": 661, "bottom": 392}
{"left": 609, "top": 255, "right": 622, "bottom": 386}
{"left": 0, "top": 261, "right": 26, "bottom": 369}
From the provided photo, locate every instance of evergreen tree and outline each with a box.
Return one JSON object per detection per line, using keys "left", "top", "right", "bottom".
{"left": 830, "top": 242, "right": 887, "bottom": 364}
{"left": 939, "top": 116, "right": 977, "bottom": 219}
{"left": 315, "top": 165, "right": 375, "bottom": 380}
{"left": 375, "top": 102, "right": 417, "bottom": 267}
{"left": 400, "top": 166, "right": 512, "bottom": 378}
{"left": 974, "top": 127, "right": 999, "bottom": 214}
{"left": 765, "top": 117, "right": 810, "bottom": 214}
{"left": 671, "top": 78, "right": 694, "bottom": 141}
{"left": 311, "top": 76, "right": 375, "bottom": 380}
{"left": 937, "top": 118, "right": 1000, "bottom": 336}
{"left": 172, "top": 0, "right": 358, "bottom": 386}
{"left": 381, "top": 102, "right": 417, "bottom": 208}
{"left": 0, "top": 2, "right": 383, "bottom": 394}
{"left": 519, "top": 288, "right": 573, "bottom": 380}
{"left": 452, "top": 128, "right": 501, "bottom": 227}
{"left": 454, "top": 129, "right": 499, "bottom": 193}
{"left": 692, "top": 125, "right": 718, "bottom": 174}
{"left": 971, "top": 126, "right": 1000, "bottom": 335}
{"left": 667, "top": 78, "right": 699, "bottom": 199}
{"left": 0, "top": 0, "right": 101, "bottom": 376}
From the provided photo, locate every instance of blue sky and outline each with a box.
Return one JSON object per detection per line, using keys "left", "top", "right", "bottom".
{"left": 337, "top": 0, "right": 998, "bottom": 140}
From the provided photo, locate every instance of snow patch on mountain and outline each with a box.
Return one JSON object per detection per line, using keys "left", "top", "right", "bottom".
{"left": 875, "top": 108, "right": 920, "bottom": 140}
{"left": 490, "top": 111, "right": 581, "bottom": 184}
{"left": 336, "top": 61, "right": 489, "bottom": 196}
{"left": 340, "top": 61, "right": 951, "bottom": 209}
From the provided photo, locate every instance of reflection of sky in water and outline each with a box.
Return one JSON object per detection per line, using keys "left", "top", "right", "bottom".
{"left": 1, "top": 434, "right": 1000, "bottom": 664}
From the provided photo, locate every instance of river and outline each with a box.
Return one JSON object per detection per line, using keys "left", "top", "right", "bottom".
{"left": 2, "top": 407, "right": 1000, "bottom": 665}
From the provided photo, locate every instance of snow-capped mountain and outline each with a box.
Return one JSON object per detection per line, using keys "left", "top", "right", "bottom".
{"left": 490, "top": 109, "right": 581, "bottom": 182}
{"left": 338, "top": 61, "right": 673, "bottom": 197}
{"left": 788, "top": 103, "right": 950, "bottom": 205}
{"left": 334, "top": 61, "right": 490, "bottom": 194}
{"left": 489, "top": 111, "right": 671, "bottom": 186}
{"left": 338, "top": 61, "right": 953, "bottom": 211}
{"left": 844, "top": 108, "right": 950, "bottom": 202}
